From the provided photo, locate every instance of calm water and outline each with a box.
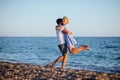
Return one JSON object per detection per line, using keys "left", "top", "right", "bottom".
{"left": 0, "top": 37, "right": 120, "bottom": 73}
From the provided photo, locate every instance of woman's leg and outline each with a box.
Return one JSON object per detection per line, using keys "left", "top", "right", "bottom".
{"left": 69, "top": 45, "right": 90, "bottom": 54}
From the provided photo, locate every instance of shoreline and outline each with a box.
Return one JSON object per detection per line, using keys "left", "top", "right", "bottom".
{"left": 0, "top": 61, "right": 120, "bottom": 80}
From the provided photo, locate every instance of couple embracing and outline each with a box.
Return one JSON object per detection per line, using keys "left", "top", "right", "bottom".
{"left": 52, "top": 16, "right": 90, "bottom": 69}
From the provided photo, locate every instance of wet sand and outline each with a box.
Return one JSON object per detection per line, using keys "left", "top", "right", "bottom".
{"left": 0, "top": 61, "right": 120, "bottom": 80}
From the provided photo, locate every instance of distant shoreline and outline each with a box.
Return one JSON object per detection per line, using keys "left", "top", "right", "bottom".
{"left": 0, "top": 35, "right": 120, "bottom": 38}
{"left": 0, "top": 61, "right": 120, "bottom": 80}
{"left": 0, "top": 36, "right": 120, "bottom": 38}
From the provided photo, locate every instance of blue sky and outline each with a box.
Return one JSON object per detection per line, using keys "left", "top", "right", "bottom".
{"left": 0, "top": 0, "right": 120, "bottom": 37}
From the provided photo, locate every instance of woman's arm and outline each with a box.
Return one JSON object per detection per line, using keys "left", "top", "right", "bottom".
{"left": 56, "top": 25, "right": 72, "bottom": 35}
{"left": 62, "top": 29, "right": 72, "bottom": 35}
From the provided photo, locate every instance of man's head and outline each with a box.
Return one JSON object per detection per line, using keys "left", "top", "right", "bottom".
{"left": 56, "top": 18, "right": 63, "bottom": 24}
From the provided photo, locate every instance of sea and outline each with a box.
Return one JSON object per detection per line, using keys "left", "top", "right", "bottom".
{"left": 0, "top": 37, "right": 120, "bottom": 73}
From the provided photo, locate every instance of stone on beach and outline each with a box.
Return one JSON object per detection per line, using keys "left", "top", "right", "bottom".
{"left": 0, "top": 61, "right": 120, "bottom": 80}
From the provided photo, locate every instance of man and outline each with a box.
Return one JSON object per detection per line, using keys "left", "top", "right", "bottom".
{"left": 51, "top": 18, "right": 69, "bottom": 69}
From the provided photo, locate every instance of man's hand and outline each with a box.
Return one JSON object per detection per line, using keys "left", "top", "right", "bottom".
{"left": 56, "top": 25, "right": 62, "bottom": 30}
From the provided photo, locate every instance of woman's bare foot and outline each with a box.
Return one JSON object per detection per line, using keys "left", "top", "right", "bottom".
{"left": 83, "top": 45, "right": 91, "bottom": 50}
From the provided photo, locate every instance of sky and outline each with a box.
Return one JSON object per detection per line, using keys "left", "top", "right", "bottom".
{"left": 0, "top": 0, "right": 120, "bottom": 37}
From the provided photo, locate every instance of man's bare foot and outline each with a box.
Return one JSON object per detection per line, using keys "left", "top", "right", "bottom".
{"left": 45, "top": 62, "right": 55, "bottom": 68}
{"left": 52, "top": 62, "right": 55, "bottom": 67}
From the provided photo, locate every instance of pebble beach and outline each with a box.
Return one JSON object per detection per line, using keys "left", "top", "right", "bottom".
{"left": 0, "top": 61, "right": 120, "bottom": 80}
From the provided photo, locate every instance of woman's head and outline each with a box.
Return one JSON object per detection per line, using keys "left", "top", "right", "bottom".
{"left": 63, "top": 16, "right": 69, "bottom": 25}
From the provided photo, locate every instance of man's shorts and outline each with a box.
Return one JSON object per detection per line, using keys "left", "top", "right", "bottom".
{"left": 58, "top": 44, "right": 68, "bottom": 56}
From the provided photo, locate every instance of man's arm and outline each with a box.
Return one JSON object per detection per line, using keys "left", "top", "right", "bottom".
{"left": 56, "top": 25, "right": 61, "bottom": 30}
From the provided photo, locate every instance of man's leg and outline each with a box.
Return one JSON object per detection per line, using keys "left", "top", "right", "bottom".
{"left": 52, "top": 56, "right": 64, "bottom": 67}
{"left": 62, "top": 53, "right": 68, "bottom": 69}
{"left": 52, "top": 44, "right": 68, "bottom": 68}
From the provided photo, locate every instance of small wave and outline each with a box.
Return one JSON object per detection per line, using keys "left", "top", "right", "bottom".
{"left": 113, "top": 56, "right": 120, "bottom": 60}
{"left": 0, "top": 47, "right": 2, "bottom": 49}
{"left": 82, "top": 65, "right": 120, "bottom": 73}
{"left": 0, "top": 58, "right": 19, "bottom": 63}
{"left": 105, "top": 45, "right": 120, "bottom": 49}
{"left": 110, "top": 70, "right": 120, "bottom": 73}
{"left": 96, "top": 55, "right": 107, "bottom": 59}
